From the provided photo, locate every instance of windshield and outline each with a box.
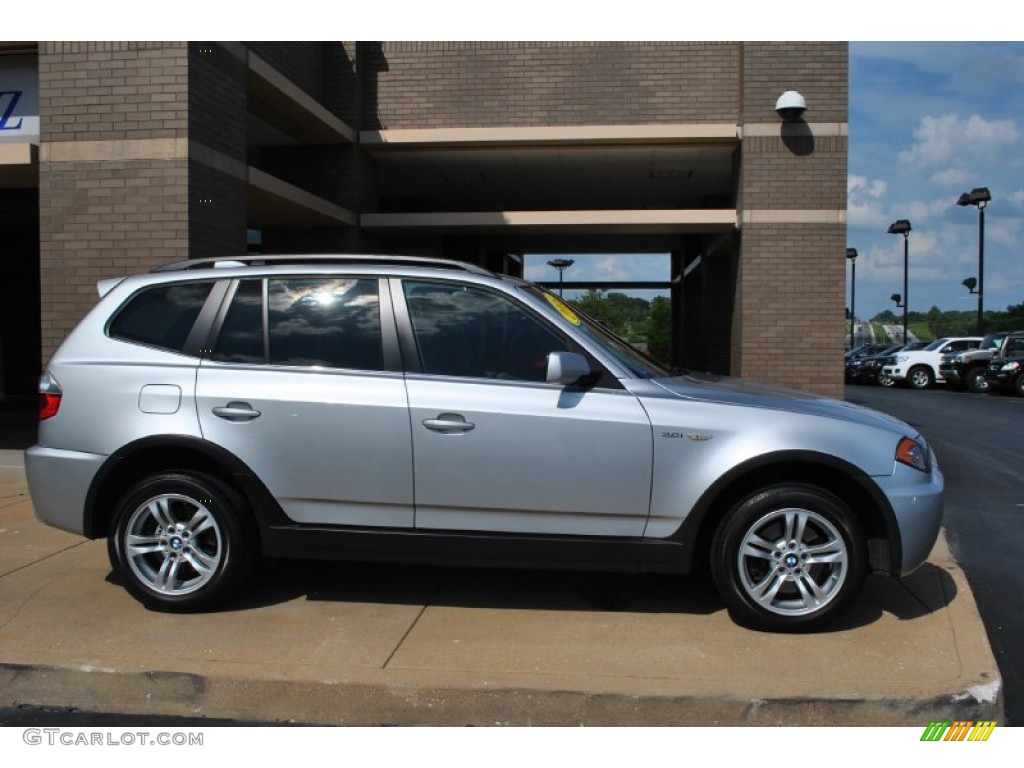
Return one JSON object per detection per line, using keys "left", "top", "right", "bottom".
{"left": 923, "top": 338, "right": 949, "bottom": 351}
{"left": 521, "top": 285, "right": 672, "bottom": 379}
{"left": 981, "top": 333, "right": 1004, "bottom": 350}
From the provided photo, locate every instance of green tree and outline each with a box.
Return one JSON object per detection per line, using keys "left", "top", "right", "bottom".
{"left": 645, "top": 296, "right": 672, "bottom": 363}
{"left": 569, "top": 290, "right": 651, "bottom": 341}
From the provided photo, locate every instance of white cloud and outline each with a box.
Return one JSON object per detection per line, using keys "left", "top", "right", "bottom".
{"left": 847, "top": 175, "right": 890, "bottom": 229}
{"left": 899, "top": 114, "right": 1020, "bottom": 167}
{"left": 930, "top": 167, "right": 971, "bottom": 187}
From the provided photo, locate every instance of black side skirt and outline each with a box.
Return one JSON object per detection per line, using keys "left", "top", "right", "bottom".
{"left": 262, "top": 525, "right": 692, "bottom": 575}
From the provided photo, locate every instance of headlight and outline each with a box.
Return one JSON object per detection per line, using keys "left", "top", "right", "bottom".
{"left": 896, "top": 436, "right": 931, "bottom": 473}
{"left": 898, "top": 355, "right": 909, "bottom": 362}
{"left": 1001, "top": 361, "right": 1020, "bottom": 372}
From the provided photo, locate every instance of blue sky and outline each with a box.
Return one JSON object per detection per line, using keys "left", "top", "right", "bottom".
{"left": 848, "top": 42, "right": 1024, "bottom": 320}
{"left": 527, "top": 42, "right": 1024, "bottom": 322}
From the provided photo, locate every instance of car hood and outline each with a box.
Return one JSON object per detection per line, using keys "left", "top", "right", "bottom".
{"left": 646, "top": 371, "right": 915, "bottom": 435}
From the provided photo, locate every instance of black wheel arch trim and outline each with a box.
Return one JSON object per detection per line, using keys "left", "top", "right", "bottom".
{"left": 664, "top": 449, "right": 903, "bottom": 575}
{"left": 83, "top": 434, "right": 289, "bottom": 541}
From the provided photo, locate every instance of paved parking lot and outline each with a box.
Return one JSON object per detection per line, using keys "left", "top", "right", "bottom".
{"left": 0, "top": 447, "right": 1003, "bottom": 726}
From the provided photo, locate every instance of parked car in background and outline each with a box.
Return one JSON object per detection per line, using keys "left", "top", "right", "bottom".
{"left": 985, "top": 331, "right": 1024, "bottom": 396}
{"left": 882, "top": 337, "right": 983, "bottom": 389}
{"left": 25, "top": 254, "right": 944, "bottom": 633}
{"left": 848, "top": 342, "right": 926, "bottom": 387}
{"left": 941, "top": 332, "right": 1014, "bottom": 393}
{"left": 844, "top": 344, "right": 894, "bottom": 383}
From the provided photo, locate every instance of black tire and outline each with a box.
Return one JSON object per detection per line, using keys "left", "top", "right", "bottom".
{"left": 965, "top": 366, "right": 990, "bottom": 394}
{"left": 108, "top": 472, "right": 257, "bottom": 612}
{"left": 877, "top": 371, "right": 896, "bottom": 387}
{"left": 1015, "top": 372, "right": 1024, "bottom": 398}
{"left": 906, "top": 365, "right": 934, "bottom": 390}
{"left": 710, "top": 484, "right": 867, "bottom": 632}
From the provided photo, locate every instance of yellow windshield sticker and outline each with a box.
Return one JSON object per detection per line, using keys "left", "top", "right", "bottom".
{"left": 545, "top": 293, "right": 580, "bottom": 325}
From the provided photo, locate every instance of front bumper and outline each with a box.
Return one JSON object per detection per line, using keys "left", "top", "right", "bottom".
{"left": 874, "top": 457, "right": 945, "bottom": 577}
{"left": 24, "top": 445, "right": 107, "bottom": 537}
{"left": 881, "top": 366, "right": 906, "bottom": 381}
{"left": 986, "top": 370, "right": 1017, "bottom": 391}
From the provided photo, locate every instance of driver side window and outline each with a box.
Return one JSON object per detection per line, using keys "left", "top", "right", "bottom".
{"left": 403, "top": 281, "right": 569, "bottom": 381}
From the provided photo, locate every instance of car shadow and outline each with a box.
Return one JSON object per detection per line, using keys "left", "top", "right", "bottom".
{"left": 196, "top": 557, "right": 958, "bottom": 632}
{"left": 822, "top": 563, "right": 958, "bottom": 633}
{"left": 222, "top": 559, "right": 725, "bottom": 616}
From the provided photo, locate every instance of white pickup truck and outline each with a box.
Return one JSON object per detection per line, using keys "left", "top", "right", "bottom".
{"left": 882, "top": 336, "right": 983, "bottom": 389}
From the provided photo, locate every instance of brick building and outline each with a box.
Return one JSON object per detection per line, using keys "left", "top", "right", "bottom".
{"left": 0, "top": 41, "right": 848, "bottom": 399}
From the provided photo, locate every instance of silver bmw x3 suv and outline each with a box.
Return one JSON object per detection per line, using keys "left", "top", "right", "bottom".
{"left": 26, "top": 255, "right": 944, "bottom": 631}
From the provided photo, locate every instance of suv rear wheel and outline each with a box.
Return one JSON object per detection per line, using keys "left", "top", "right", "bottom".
{"left": 710, "top": 485, "right": 867, "bottom": 632}
{"left": 108, "top": 472, "right": 256, "bottom": 612}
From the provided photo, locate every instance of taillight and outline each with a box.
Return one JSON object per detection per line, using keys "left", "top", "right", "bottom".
{"left": 39, "top": 372, "right": 62, "bottom": 421}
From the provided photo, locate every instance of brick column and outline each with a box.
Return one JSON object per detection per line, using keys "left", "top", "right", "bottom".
{"left": 38, "top": 42, "right": 190, "bottom": 361}
{"left": 733, "top": 42, "right": 848, "bottom": 397}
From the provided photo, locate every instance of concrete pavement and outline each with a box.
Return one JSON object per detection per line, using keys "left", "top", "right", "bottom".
{"left": 0, "top": 449, "right": 1004, "bottom": 725}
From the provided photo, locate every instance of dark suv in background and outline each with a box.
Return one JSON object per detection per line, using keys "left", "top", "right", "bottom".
{"left": 940, "top": 332, "right": 1012, "bottom": 393}
{"left": 986, "top": 332, "right": 1024, "bottom": 396}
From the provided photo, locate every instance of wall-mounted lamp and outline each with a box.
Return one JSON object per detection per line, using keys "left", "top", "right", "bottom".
{"left": 775, "top": 90, "right": 807, "bottom": 121}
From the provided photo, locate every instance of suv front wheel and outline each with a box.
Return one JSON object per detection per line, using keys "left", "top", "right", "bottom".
{"left": 108, "top": 472, "right": 256, "bottom": 612}
{"left": 965, "top": 367, "right": 990, "bottom": 393}
{"left": 710, "top": 485, "right": 866, "bottom": 632}
{"left": 906, "top": 365, "right": 934, "bottom": 390}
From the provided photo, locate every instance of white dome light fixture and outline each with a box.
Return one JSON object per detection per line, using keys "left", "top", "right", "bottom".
{"left": 775, "top": 90, "right": 807, "bottom": 121}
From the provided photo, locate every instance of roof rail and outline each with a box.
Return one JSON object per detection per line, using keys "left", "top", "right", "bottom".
{"left": 152, "top": 254, "right": 495, "bottom": 277}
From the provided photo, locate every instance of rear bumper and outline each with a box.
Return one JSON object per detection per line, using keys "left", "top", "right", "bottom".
{"left": 24, "top": 445, "right": 106, "bottom": 537}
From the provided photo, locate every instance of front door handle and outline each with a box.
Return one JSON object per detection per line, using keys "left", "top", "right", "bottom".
{"left": 422, "top": 413, "right": 475, "bottom": 433}
{"left": 212, "top": 401, "right": 262, "bottom": 422}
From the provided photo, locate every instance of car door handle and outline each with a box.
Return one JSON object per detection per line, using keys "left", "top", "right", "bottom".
{"left": 422, "top": 413, "right": 475, "bottom": 433}
{"left": 212, "top": 402, "right": 262, "bottom": 422}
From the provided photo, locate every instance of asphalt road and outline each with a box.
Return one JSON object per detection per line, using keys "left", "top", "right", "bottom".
{"left": 846, "top": 384, "right": 1023, "bottom": 725}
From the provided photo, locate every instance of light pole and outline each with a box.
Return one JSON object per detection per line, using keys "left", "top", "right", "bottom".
{"left": 846, "top": 248, "right": 857, "bottom": 350}
{"left": 887, "top": 220, "right": 912, "bottom": 345}
{"left": 957, "top": 187, "right": 990, "bottom": 334}
{"left": 547, "top": 258, "right": 574, "bottom": 297}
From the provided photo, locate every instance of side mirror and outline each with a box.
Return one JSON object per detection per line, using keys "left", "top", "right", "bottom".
{"left": 546, "top": 351, "right": 591, "bottom": 385}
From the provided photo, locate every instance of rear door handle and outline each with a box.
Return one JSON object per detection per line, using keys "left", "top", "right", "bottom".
{"left": 212, "top": 401, "right": 262, "bottom": 422}
{"left": 422, "top": 413, "right": 475, "bottom": 433}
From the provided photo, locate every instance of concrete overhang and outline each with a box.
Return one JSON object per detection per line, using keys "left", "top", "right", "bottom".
{"left": 0, "top": 142, "right": 38, "bottom": 188}
{"left": 0, "top": 143, "right": 37, "bottom": 165}
{"left": 361, "top": 209, "right": 737, "bottom": 234}
{"left": 247, "top": 53, "right": 355, "bottom": 145}
{"left": 361, "top": 124, "right": 740, "bottom": 149}
{"left": 248, "top": 166, "right": 356, "bottom": 228}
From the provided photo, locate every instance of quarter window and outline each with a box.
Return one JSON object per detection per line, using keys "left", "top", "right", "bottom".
{"left": 403, "top": 281, "right": 568, "bottom": 381}
{"left": 109, "top": 282, "right": 213, "bottom": 353}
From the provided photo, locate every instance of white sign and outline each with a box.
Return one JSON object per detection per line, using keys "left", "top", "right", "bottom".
{"left": 0, "top": 56, "right": 39, "bottom": 144}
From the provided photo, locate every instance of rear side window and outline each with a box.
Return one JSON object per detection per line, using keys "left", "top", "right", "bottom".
{"left": 109, "top": 282, "right": 213, "bottom": 353}
{"left": 212, "top": 277, "right": 385, "bottom": 371}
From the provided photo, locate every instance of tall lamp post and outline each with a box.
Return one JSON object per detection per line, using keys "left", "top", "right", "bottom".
{"left": 957, "top": 187, "right": 991, "bottom": 334}
{"left": 846, "top": 248, "right": 857, "bottom": 350}
{"left": 547, "top": 258, "right": 575, "bottom": 297}
{"left": 887, "top": 220, "right": 912, "bottom": 345}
